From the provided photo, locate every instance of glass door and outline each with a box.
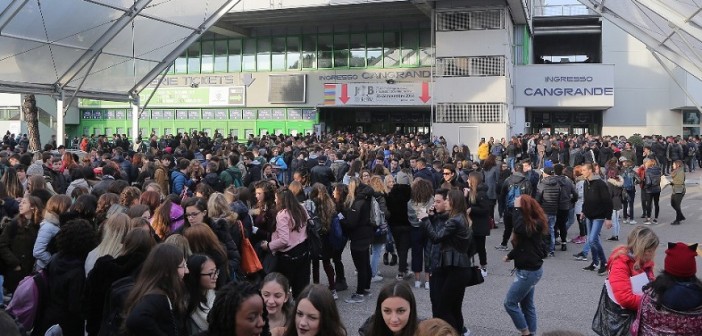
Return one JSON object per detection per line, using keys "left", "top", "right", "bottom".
{"left": 572, "top": 125, "right": 588, "bottom": 135}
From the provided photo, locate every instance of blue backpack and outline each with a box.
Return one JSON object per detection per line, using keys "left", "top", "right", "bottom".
{"left": 506, "top": 180, "right": 530, "bottom": 208}
{"left": 329, "top": 214, "right": 347, "bottom": 251}
{"left": 622, "top": 171, "right": 635, "bottom": 190}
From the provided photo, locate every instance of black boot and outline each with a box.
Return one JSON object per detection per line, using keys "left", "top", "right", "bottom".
{"left": 389, "top": 253, "right": 398, "bottom": 266}
{"left": 383, "top": 252, "right": 390, "bottom": 265}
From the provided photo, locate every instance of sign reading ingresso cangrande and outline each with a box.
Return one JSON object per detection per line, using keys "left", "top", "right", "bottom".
{"left": 514, "top": 64, "right": 615, "bottom": 108}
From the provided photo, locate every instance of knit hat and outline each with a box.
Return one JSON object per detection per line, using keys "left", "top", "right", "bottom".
{"left": 396, "top": 171, "right": 411, "bottom": 185}
{"left": 665, "top": 242, "right": 698, "bottom": 278}
{"left": 26, "top": 160, "right": 45, "bottom": 176}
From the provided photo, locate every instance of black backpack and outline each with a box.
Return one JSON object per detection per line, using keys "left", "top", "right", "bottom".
{"left": 98, "top": 276, "right": 135, "bottom": 336}
{"left": 304, "top": 206, "right": 324, "bottom": 261}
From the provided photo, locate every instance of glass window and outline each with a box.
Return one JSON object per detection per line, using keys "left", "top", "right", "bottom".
{"left": 401, "top": 30, "right": 419, "bottom": 66}
{"left": 94, "top": 128, "right": 102, "bottom": 135}
{"left": 419, "top": 30, "right": 434, "bottom": 66}
{"left": 245, "top": 129, "right": 254, "bottom": 138}
{"left": 228, "top": 40, "right": 242, "bottom": 72}
{"left": 333, "top": 33, "right": 349, "bottom": 68}
{"left": 165, "top": 128, "right": 173, "bottom": 135}
{"left": 187, "top": 43, "right": 201, "bottom": 73}
{"left": 242, "top": 39, "right": 256, "bottom": 71}
{"left": 201, "top": 41, "right": 214, "bottom": 73}
{"left": 287, "top": 37, "right": 301, "bottom": 70}
{"left": 257, "top": 38, "right": 271, "bottom": 71}
{"left": 683, "top": 127, "right": 700, "bottom": 137}
{"left": 116, "top": 127, "right": 125, "bottom": 135}
{"left": 83, "top": 127, "right": 89, "bottom": 136}
{"left": 105, "top": 128, "right": 112, "bottom": 136}
{"left": 367, "top": 32, "right": 382, "bottom": 67}
{"left": 175, "top": 53, "right": 187, "bottom": 73}
{"left": 350, "top": 33, "right": 366, "bottom": 67}
{"left": 683, "top": 110, "right": 700, "bottom": 125}
{"left": 230, "top": 129, "right": 239, "bottom": 138}
{"left": 302, "top": 35, "right": 316, "bottom": 69}
{"left": 177, "top": 128, "right": 186, "bottom": 135}
{"left": 214, "top": 40, "right": 228, "bottom": 72}
{"left": 383, "top": 32, "right": 400, "bottom": 67}
{"left": 317, "top": 35, "right": 333, "bottom": 68}
{"left": 272, "top": 37, "right": 286, "bottom": 71}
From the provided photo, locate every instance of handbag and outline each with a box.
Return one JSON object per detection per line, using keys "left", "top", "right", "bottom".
{"left": 465, "top": 266, "right": 485, "bottom": 287}
{"left": 238, "top": 223, "right": 263, "bottom": 275}
{"left": 592, "top": 284, "right": 636, "bottom": 336}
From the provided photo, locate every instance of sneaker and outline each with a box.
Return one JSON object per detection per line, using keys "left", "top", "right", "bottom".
{"left": 598, "top": 265, "right": 608, "bottom": 276}
{"left": 607, "top": 236, "right": 619, "bottom": 241}
{"left": 331, "top": 290, "right": 339, "bottom": 300}
{"left": 622, "top": 219, "right": 629, "bottom": 224}
{"left": 652, "top": 218, "right": 658, "bottom": 224}
{"left": 628, "top": 219, "right": 637, "bottom": 225}
{"left": 495, "top": 244, "right": 509, "bottom": 251}
{"left": 548, "top": 251, "right": 555, "bottom": 258}
{"left": 671, "top": 220, "right": 681, "bottom": 225}
{"left": 414, "top": 280, "right": 421, "bottom": 288}
{"left": 344, "top": 293, "right": 365, "bottom": 303}
{"left": 363, "top": 289, "right": 372, "bottom": 297}
{"left": 371, "top": 275, "right": 384, "bottom": 282}
{"left": 644, "top": 219, "right": 652, "bottom": 225}
{"left": 424, "top": 282, "right": 430, "bottom": 290}
{"left": 561, "top": 243, "right": 567, "bottom": 251}
{"left": 396, "top": 273, "right": 404, "bottom": 281}
{"left": 573, "top": 253, "right": 588, "bottom": 261}
{"left": 583, "top": 263, "right": 597, "bottom": 271}
{"left": 480, "top": 268, "right": 488, "bottom": 277}
{"left": 335, "top": 279, "right": 348, "bottom": 291}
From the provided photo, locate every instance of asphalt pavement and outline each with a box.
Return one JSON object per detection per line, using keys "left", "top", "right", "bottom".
{"left": 333, "top": 169, "right": 702, "bottom": 336}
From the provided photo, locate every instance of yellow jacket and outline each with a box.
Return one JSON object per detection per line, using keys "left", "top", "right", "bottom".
{"left": 478, "top": 143, "right": 490, "bottom": 160}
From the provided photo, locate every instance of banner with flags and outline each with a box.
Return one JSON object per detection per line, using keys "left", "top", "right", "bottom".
{"left": 323, "top": 82, "right": 431, "bottom": 106}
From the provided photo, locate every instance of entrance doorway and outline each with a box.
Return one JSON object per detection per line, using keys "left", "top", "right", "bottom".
{"left": 527, "top": 110, "right": 603, "bottom": 135}
{"left": 319, "top": 107, "right": 430, "bottom": 134}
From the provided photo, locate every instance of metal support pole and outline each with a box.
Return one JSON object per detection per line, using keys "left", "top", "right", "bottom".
{"left": 651, "top": 49, "right": 702, "bottom": 115}
{"left": 131, "top": 99, "right": 140, "bottom": 152}
{"left": 56, "top": 91, "right": 65, "bottom": 147}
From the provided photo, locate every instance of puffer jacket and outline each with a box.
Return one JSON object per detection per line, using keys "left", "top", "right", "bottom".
{"left": 386, "top": 184, "right": 411, "bottom": 228}
{"left": 607, "top": 177, "right": 624, "bottom": 210}
{"left": 422, "top": 213, "right": 472, "bottom": 269}
{"left": 536, "top": 175, "right": 562, "bottom": 215}
{"left": 33, "top": 212, "right": 61, "bottom": 270}
{"left": 0, "top": 218, "right": 39, "bottom": 292}
{"left": 644, "top": 166, "right": 662, "bottom": 193}
{"left": 468, "top": 183, "right": 492, "bottom": 237}
{"left": 607, "top": 246, "right": 655, "bottom": 311}
{"left": 66, "top": 178, "right": 91, "bottom": 196}
{"left": 340, "top": 183, "right": 374, "bottom": 251}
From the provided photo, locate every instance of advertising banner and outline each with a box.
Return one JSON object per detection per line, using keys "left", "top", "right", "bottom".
{"left": 79, "top": 86, "right": 246, "bottom": 108}
{"left": 323, "top": 82, "right": 431, "bottom": 106}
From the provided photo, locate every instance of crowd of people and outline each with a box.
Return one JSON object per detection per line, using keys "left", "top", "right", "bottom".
{"left": 0, "top": 129, "right": 700, "bottom": 336}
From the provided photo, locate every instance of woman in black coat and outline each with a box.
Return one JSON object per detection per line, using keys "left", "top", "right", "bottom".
{"left": 32, "top": 219, "right": 98, "bottom": 336}
{"left": 340, "top": 177, "right": 374, "bottom": 304}
{"left": 386, "top": 171, "right": 412, "bottom": 281}
{"left": 466, "top": 172, "right": 492, "bottom": 273}
{"left": 84, "top": 228, "right": 155, "bottom": 336}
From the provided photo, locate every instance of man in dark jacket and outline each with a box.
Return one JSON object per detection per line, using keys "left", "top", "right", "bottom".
{"left": 310, "top": 155, "right": 336, "bottom": 192}
{"left": 651, "top": 137, "right": 667, "bottom": 174}
{"left": 413, "top": 158, "right": 437, "bottom": 188}
{"left": 536, "top": 166, "right": 562, "bottom": 256}
{"left": 554, "top": 164, "right": 577, "bottom": 252}
{"left": 91, "top": 165, "right": 117, "bottom": 197}
{"left": 242, "top": 151, "right": 261, "bottom": 187}
{"left": 496, "top": 164, "right": 532, "bottom": 250}
{"left": 581, "top": 163, "right": 613, "bottom": 275}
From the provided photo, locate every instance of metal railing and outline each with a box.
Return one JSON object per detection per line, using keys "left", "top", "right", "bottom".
{"left": 435, "top": 103, "right": 506, "bottom": 123}
{"left": 435, "top": 56, "right": 506, "bottom": 77}
{"left": 534, "top": 4, "right": 594, "bottom": 17}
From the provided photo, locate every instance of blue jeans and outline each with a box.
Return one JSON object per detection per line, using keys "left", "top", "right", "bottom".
{"left": 581, "top": 218, "right": 591, "bottom": 257}
{"left": 623, "top": 189, "right": 635, "bottom": 220}
{"left": 611, "top": 210, "right": 621, "bottom": 237}
{"left": 370, "top": 243, "right": 384, "bottom": 277}
{"left": 566, "top": 208, "right": 576, "bottom": 231}
{"left": 586, "top": 218, "right": 607, "bottom": 267}
{"left": 547, "top": 215, "right": 557, "bottom": 252}
{"left": 504, "top": 267, "right": 543, "bottom": 334}
{"left": 507, "top": 157, "right": 516, "bottom": 171}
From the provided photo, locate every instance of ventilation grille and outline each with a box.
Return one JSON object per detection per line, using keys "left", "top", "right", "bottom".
{"left": 435, "top": 103, "right": 505, "bottom": 123}
{"left": 435, "top": 56, "right": 505, "bottom": 77}
{"left": 436, "top": 9, "right": 504, "bottom": 31}
{"left": 269, "top": 74, "right": 306, "bottom": 103}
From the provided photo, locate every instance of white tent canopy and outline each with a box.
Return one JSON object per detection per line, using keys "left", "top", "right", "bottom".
{"left": 579, "top": 0, "right": 702, "bottom": 82}
{"left": 0, "top": 0, "right": 239, "bottom": 146}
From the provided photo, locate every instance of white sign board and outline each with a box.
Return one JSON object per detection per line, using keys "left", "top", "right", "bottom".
{"left": 514, "top": 64, "right": 615, "bottom": 108}
{"left": 323, "top": 83, "right": 431, "bottom": 106}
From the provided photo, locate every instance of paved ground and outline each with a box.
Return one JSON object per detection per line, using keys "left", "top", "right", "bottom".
{"left": 332, "top": 170, "right": 702, "bottom": 336}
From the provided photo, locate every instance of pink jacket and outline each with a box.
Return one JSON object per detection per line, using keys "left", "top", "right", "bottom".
{"left": 269, "top": 209, "right": 308, "bottom": 253}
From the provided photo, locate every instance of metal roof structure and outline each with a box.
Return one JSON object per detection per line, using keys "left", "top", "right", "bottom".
{"left": 579, "top": 0, "right": 702, "bottom": 82}
{"left": 0, "top": 0, "right": 239, "bottom": 103}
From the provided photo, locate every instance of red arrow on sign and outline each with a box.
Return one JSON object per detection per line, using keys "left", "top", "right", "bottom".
{"left": 339, "top": 84, "right": 350, "bottom": 104}
{"left": 420, "top": 82, "right": 431, "bottom": 103}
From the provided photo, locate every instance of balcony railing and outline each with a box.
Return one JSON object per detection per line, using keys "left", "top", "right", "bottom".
{"left": 534, "top": 4, "right": 594, "bottom": 17}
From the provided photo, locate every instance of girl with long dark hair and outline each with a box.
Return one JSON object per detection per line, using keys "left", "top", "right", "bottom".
{"left": 281, "top": 284, "right": 346, "bottom": 336}
{"left": 260, "top": 189, "right": 310, "bottom": 298}
{"left": 418, "top": 189, "right": 473, "bottom": 334}
{"left": 124, "top": 243, "right": 189, "bottom": 336}
{"left": 184, "top": 254, "right": 218, "bottom": 335}
{"left": 466, "top": 171, "right": 492, "bottom": 274}
{"left": 0, "top": 195, "right": 43, "bottom": 292}
{"left": 361, "top": 281, "right": 419, "bottom": 336}
{"left": 341, "top": 177, "right": 374, "bottom": 304}
{"left": 502, "top": 194, "right": 548, "bottom": 336}
{"left": 309, "top": 183, "right": 340, "bottom": 299}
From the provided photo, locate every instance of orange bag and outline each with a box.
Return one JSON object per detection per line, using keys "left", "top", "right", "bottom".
{"left": 239, "top": 222, "right": 263, "bottom": 275}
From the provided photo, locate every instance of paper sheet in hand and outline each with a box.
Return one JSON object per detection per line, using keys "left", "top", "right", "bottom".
{"left": 605, "top": 273, "right": 649, "bottom": 305}
{"left": 661, "top": 175, "right": 672, "bottom": 190}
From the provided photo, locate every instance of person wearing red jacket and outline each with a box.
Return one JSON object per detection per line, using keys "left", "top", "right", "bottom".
{"left": 606, "top": 226, "right": 659, "bottom": 311}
